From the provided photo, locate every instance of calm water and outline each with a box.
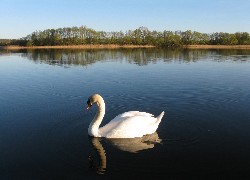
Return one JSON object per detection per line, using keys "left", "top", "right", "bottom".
{"left": 0, "top": 49, "right": 250, "bottom": 179}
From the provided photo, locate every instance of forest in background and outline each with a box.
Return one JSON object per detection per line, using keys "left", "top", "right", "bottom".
{"left": 1, "top": 26, "right": 250, "bottom": 48}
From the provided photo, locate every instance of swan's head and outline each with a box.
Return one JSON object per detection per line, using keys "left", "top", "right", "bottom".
{"left": 87, "top": 94, "right": 103, "bottom": 110}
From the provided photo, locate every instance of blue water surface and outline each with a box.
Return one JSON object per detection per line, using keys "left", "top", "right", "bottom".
{"left": 0, "top": 49, "right": 250, "bottom": 179}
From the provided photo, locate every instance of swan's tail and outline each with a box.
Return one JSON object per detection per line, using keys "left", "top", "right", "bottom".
{"left": 147, "top": 111, "right": 165, "bottom": 135}
{"left": 156, "top": 111, "right": 165, "bottom": 124}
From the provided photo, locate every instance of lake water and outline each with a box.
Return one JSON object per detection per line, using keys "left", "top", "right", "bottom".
{"left": 0, "top": 48, "right": 250, "bottom": 179}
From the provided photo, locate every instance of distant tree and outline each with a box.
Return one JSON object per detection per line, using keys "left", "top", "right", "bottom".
{"left": 181, "top": 30, "right": 193, "bottom": 45}
{"left": 235, "top": 32, "right": 250, "bottom": 45}
{"left": 161, "top": 31, "right": 182, "bottom": 47}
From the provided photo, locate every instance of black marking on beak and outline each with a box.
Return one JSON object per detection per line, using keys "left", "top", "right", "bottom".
{"left": 87, "top": 99, "right": 92, "bottom": 110}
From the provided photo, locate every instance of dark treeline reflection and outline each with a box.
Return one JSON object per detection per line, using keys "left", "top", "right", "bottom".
{"left": 3, "top": 48, "right": 250, "bottom": 66}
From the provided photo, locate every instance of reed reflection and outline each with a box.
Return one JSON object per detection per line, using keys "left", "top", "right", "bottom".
{"left": 88, "top": 132, "right": 161, "bottom": 175}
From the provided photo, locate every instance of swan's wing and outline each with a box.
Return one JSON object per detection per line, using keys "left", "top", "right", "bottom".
{"left": 117, "top": 111, "right": 154, "bottom": 119}
{"left": 101, "top": 111, "right": 155, "bottom": 131}
{"left": 99, "top": 112, "right": 159, "bottom": 138}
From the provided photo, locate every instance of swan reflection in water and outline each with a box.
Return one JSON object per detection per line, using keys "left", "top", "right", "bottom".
{"left": 88, "top": 132, "right": 162, "bottom": 174}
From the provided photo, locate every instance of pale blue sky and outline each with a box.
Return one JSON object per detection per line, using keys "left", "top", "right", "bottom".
{"left": 0, "top": 0, "right": 250, "bottom": 39}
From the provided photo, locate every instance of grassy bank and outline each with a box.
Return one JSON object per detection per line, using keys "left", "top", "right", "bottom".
{"left": 2, "top": 44, "right": 250, "bottom": 50}
{"left": 0, "top": 44, "right": 155, "bottom": 50}
{"left": 183, "top": 45, "right": 250, "bottom": 49}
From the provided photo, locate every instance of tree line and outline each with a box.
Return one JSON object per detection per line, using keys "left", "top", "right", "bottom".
{"left": 0, "top": 39, "right": 12, "bottom": 46}
{"left": 3, "top": 26, "right": 250, "bottom": 48}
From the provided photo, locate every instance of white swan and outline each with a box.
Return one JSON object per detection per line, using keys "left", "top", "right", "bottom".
{"left": 86, "top": 94, "right": 165, "bottom": 138}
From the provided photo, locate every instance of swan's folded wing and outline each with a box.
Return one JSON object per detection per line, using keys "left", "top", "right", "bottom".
{"left": 99, "top": 111, "right": 160, "bottom": 138}
{"left": 100, "top": 115, "right": 158, "bottom": 138}
{"left": 118, "top": 111, "right": 154, "bottom": 118}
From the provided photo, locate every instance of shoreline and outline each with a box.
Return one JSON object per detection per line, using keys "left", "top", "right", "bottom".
{"left": 0, "top": 44, "right": 155, "bottom": 50}
{"left": 1, "top": 44, "right": 250, "bottom": 50}
{"left": 182, "top": 45, "right": 250, "bottom": 49}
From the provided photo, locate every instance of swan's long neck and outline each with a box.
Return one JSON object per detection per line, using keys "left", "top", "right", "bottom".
{"left": 88, "top": 97, "right": 105, "bottom": 137}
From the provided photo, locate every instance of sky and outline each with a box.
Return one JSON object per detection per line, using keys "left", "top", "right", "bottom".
{"left": 0, "top": 0, "right": 250, "bottom": 39}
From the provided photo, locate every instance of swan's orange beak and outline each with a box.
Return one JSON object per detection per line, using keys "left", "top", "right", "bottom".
{"left": 86, "top": 104, "right": 91, "bottom": 110}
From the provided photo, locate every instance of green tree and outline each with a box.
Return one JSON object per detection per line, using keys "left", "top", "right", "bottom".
{"left": 235, "top": 32, "right": 250, "bottom": 45}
